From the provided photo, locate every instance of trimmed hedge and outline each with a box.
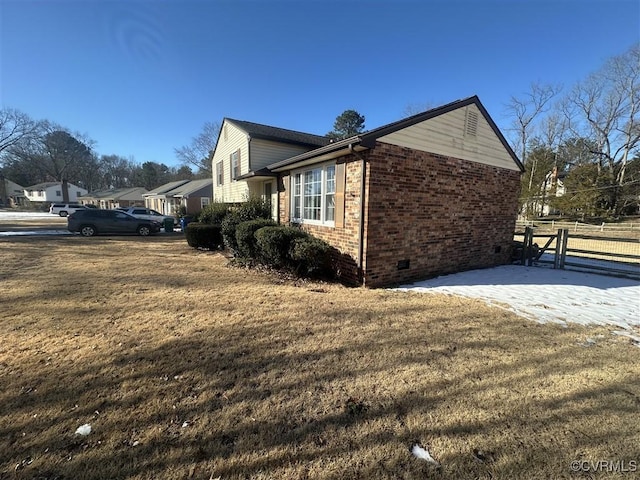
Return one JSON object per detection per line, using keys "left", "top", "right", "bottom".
{"left": 289, "top": 236, "right": 332, "bottom": 276}
{"left": 221, "top": 197, "right": 272, "bottom": 250}
{"left": 254, "top": 226, "right": 307, "bottom": 268}
{"left": 185, "top": 222, "right": 223, "bottom": 250}
{"left": 235, "top": 219, "right": 276, "bottom": 258}
{"left": 198, "top": 202, "right": 229, "bottom": 225}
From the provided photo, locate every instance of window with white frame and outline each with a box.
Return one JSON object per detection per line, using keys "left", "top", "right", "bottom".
{"left": 56, "top": 190, "right": 61, "bottom": 196}
{"left": 216, "top": 161, "right": 223, "bottom": 186}
{"left": 230, "top": 151, "right": 239, "bottom": 180}
{"left": 201, "top": 197, "right": 210, "bottom": 208}
{"left": 291, "top": 164, "right": 336, "bottom": 225}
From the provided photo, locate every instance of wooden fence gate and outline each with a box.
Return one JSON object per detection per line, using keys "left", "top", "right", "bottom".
{"left": 518, "top": 227, "right": 640, "bottom": 280}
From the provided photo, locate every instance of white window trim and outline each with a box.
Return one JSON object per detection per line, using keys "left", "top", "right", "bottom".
{"left": 231, "top": 151, "right": 239, "bottom": 180}
{"left": 290, "top": 162, "right": 336, "bottom": 227}
{"left": 216, "top": 162, "right": 223, "bottom": 186}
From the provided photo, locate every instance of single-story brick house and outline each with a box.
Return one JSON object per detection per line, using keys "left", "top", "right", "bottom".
{"left": 144, "top": 179, "right": 213, "bottom": 216}
{"left": 166, "top": 178, "right": 213, "bottom": 215}
{"left": 214, "top": 96, "right": 524, "bottom": 287}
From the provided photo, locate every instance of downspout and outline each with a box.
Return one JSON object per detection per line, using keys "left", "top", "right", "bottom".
{"left": 276, "top": 173, "right": 281, "bottom": 224}
{"left": 349, "top": 143, "right": 367, "bottom": 283}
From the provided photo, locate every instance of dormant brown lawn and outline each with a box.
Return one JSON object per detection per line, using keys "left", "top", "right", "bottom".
{"left": 0, "top": 234, "right": 638, "bottom": 479}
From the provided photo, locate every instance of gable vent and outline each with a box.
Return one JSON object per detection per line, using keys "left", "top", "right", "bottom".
{"left": 465, "top": 108, "right": 479, "bottom": 137}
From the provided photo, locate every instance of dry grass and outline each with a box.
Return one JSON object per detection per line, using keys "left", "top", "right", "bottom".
{"left": 0, "top": 234, "right": 638, "bottom": 480}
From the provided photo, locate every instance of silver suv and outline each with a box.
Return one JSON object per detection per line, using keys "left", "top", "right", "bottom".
{"left": 116, "top": 207, "right": 176, "bottom": 224}
{"left": 49, "top": 203, "right": 86, "bottom": 217}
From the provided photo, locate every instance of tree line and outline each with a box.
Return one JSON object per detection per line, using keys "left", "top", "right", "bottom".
{"left": 506, "top": 43, "right": 639, "bottom": 219}
{"left": 0, "top": 114, "right": 206, "bottom": 193}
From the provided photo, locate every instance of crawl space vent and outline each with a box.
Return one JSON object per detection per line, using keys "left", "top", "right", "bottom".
{"left": 465, "top": 109, "right": 479, "bottom": 137}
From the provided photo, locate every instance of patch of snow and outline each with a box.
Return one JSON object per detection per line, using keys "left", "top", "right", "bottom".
{"left": 0, "top": 230, "right": 71, "bottom": 236}
{"left": 411, "top": 444, "right": 439, "bottom": 465}
{"left": 0, "top": 211, "right": 56, "bottom": 220}
{"left": 394, "top": 265, "right": 640, "bottom": 330}
{"left": 75, "top": 424, "right": 91, "bottom": 436}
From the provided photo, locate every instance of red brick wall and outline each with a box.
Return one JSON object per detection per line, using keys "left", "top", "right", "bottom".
{"left": 362, "top": 142, "right": 521, "bottom": 287}
{"left": 277, "top": 142, "right": 521, "bottom": 287}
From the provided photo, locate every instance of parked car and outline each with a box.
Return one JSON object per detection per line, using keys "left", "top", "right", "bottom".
{"left": 67, "top": 209, "right": 161, "bottom": 237}
{"left": 116, "top": 207, "right": 176, "bottom": 224}
{"left": 49, "top": 203, "right": 87, "bottom": 217}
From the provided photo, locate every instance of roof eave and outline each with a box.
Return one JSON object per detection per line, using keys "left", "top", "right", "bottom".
{"left": 268, "top": 137, "right": 365, "bottom": 172}
{"left": 236, "top": 168, "right": 278, "bottom": 181}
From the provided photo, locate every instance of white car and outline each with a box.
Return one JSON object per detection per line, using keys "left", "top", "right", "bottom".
{"left": 49, "top": 203, "right": 87, "bottom": 217}
{"left": 116, "top": 207, "right": 176, "bottom": 224}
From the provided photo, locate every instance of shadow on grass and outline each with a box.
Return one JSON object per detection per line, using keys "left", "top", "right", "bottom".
{"left": 0, "top": 236, "right": 638, "bottom": 479}
{"left": 1, "top": 313, "right": 638, "bottom": 479}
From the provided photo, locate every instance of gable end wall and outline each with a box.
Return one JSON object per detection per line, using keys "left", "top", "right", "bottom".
{"left": 363, "top": 142, "right": 521, "bottom": 287}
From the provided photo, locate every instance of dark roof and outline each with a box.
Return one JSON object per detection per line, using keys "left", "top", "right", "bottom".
{"left": 168, "top": 179, "right": 213, "bottom": 197}
{"left": 26, "top": 182, "right": 62, "bottom": 190}
{"left": 144, "top": 180, "right": 191, "bottom": 195}
{"left": 226, "top": 118, "right": 330, "bottom": 148}
{"left": 268, "top": 96, "right": 524, "bottom": 172}
{"left": 78, "top": 187, "right": 147, "bottom": 200}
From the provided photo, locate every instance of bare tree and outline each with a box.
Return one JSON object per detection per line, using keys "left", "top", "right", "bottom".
{"left": 0, "top": 108, "right": 42, "bottom": 156}
{"left": 505, "top": 83, "right": 563, "bottom": 186}
{"left": 563, "top": 43, "right": 639, "bottom": 214}
{"left": 174, "top": 121, "right": 220, "bottom": 175}
{"left": 505, "top": 83, "right": 562, "bottom": 218}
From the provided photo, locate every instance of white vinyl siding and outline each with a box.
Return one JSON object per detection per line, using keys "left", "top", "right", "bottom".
{"left": 211, "top": 121, "right": 250, "bottom": 203}
{"left": 250, "top": 138, "right": 315, "bottom": 171}
{"left": 378, "top": 104, "right": 520, "bottom": 171}
{"left": 291, "top": 163, "right": 335, "bottom": 226}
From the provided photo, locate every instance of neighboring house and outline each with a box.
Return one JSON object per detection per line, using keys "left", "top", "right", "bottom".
{"left": 165, "top": 179, "right": 213, "bottom": 215}
{"left": 211, "top": 118, "right": 329, "bottom": 219}
{"left": 266, "top": 96, "right": 522, "bottom": 287}
{"left": 78, "top": 187, "right": 148, "bottom": 209}
{"left": 538, "top": 167, "right": 566, "bottom": 216}
{"left": 0, "top": 176, "right": 26, "bottom": 206}
{"left": 143, "top": 180, "right": 191, "bottom": 216}
{"left": 24, "top": 182, "right": 88, "bottom": 204}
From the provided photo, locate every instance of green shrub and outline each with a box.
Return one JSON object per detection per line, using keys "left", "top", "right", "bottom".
{"left": 289, "top": 236, "right": 333, "bottom": 277}
{"left": 221, "top": 196, "right": 272, "bottom": 250}
{"left": 185, "top": 222, "right": 223, "bottom": 250}
{"left": 235, "top": 219, "right": 276, "bottom": 258}
{"left": 198, "top": 201, "right": 230, "bottom": 225}
{"left": 255, "top": 226, "right": 307, "bottom": 268}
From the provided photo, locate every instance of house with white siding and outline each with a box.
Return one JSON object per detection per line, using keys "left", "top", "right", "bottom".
{"left": 211, "top": 119, "right": 329, "bottom": 218}
{"left": 24, "top": 182, "right": 88, "bottom": 204}
{"left": 0, "top": 177, "right": 26, "bottom": 206}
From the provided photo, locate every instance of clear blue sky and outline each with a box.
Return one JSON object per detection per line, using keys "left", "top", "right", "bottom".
{"left": 1, "top": 0, "right": 638, "bottom": 168}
